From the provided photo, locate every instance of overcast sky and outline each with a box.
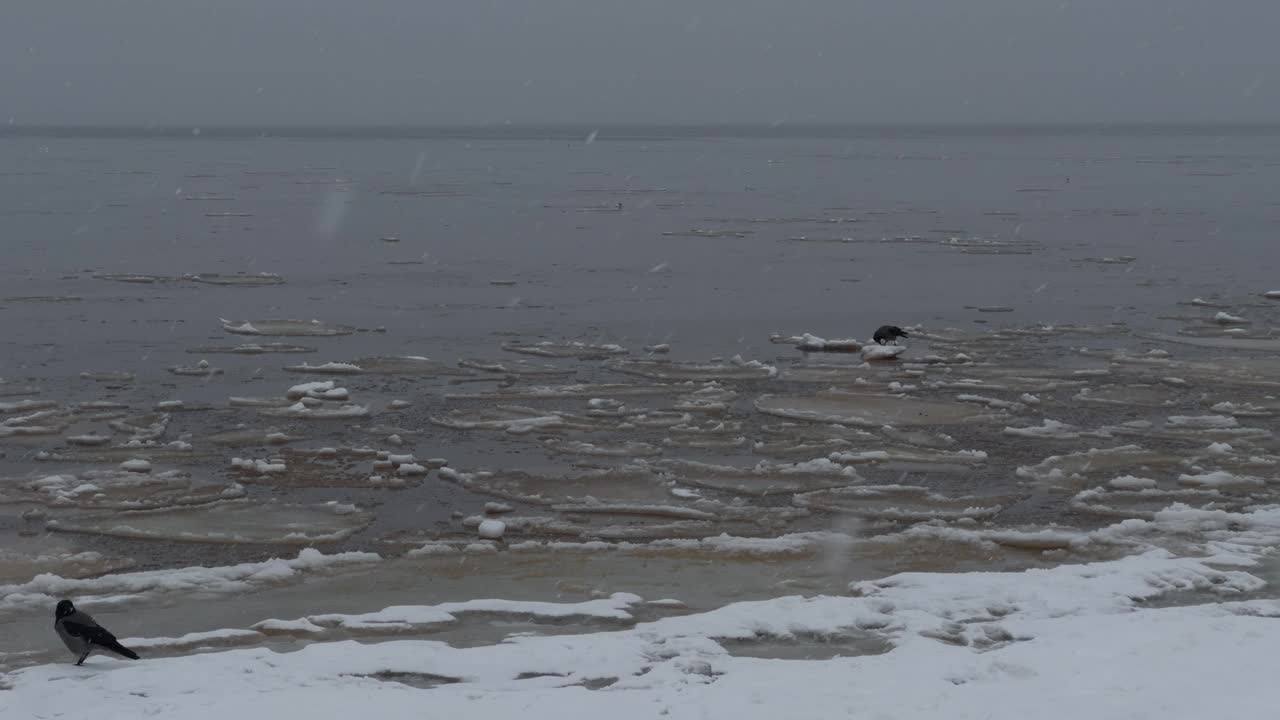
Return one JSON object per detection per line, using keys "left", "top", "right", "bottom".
{"left": 2, "top": 0, "right": 1277, "bottom": 125}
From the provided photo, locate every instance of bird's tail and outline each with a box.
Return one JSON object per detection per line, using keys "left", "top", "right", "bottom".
{"left": 104, "top": 640, "right": 140, "bottom": 660}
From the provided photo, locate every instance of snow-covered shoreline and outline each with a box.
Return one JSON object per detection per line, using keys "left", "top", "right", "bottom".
{"left": 5, "top": 504, "right": 1280, "bottom": 719}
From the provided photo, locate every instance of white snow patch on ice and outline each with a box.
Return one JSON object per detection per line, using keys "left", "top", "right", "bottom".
{"left": 1003, "top": 419, "right": 1079, "bottom": 439}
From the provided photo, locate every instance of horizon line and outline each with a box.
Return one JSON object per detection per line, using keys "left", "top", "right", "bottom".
{"left": 4, "top": 120, "right": 1280, "bottom": 141}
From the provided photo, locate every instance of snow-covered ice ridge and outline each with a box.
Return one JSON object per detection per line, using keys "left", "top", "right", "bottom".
{"left": 6, "top": 505, "right": 1280, "bottom": 717}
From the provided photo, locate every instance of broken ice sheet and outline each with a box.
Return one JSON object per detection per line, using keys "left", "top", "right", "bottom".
{"left": 795, "top": 485, "right": 1015, "bottom": 521}
{"left": 48, "top": 499, "right": 373, "bottom": 544}
{"left": 502, "top": 340, "right": 628, "bottom": 359}
{"left": 220, "top": 318, "right": 355, "bottom": 336}
{"left": 756, "top": 390, "right": 998, "bottom": 427}
{"left": 655, "top": 458, "right": 862, "bottom": 497}
{"left": 439, "top": 465, "right": 673, "bottom": 505}
{"left": 0, "top": 469, "right": 244, "bottom": 510}
{"left": 606, "top": 357, "right": 777, "bottom": 381}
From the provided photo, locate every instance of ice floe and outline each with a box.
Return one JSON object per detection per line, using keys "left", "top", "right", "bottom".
{"left": 861, "top": 344, "right": 907, "bottom": 361}
{"left": 655, "top": 458, "right": 861, "bottom": 497}
{"left": 47, "top": 499, "right": 372, "bottom": 544}
{"left": 503, "top": 341, "right": 628, "bottom": 359}
{"left": 756, "top": 391, "right": 996, "bottom": 427}
{"left": 220, "top": 318, "right": 355, "bottom": 336}
{"left": 795, "top": 484, "right": 1011, "bottom": 521}
{"left": 607, "top": 357, "right": 777, "bottom": 381}
{"left": 0, "top": 470, "right": 243, "bottom": 510}
{"left": 188, "top": 343, "right": 316, "bottom": 354}
{"left": 259, "top": 402, "right": 369, "bottom": 419}
{"left": 0, "top": 548, "right": 380, "bottom": 613}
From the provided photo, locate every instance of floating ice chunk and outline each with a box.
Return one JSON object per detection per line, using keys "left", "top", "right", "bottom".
{"left": 1020, "top": 393, "right": 1041, "bottom": 405}
{"left": 48, "top": 499, "right": 373, "bottom": 544}
{"left": 187, "top": 272, "right": 285, "bottom": 286}
{"left": 1177, "top": 471, "right": 1265, "bottom": 489}
{"left": 80, "top": 371, "right": 135, "bottom": 383}
{"left": 1206, "top": 442, "right": 1234, "bottom": 454}
{"left": 251, "top": 618, "right": 325, "bottom": 635}
{"left": 1210, "top": 402, "right": 1272, "bottom": 417}
{"left": 478, "top": 519, "right": 507, "bottom": 539}
{"left": 0, "top": 469, "right": 243, "bottom": 511}
{"left": 260, "top": 403, "right": 370, "bottom": 419}
{"left": 287, "top": 381, "right": 335, "bottom": 399}
{"left": 957, "top": 394, "right": 1026, "bottom": 412}
{"left": 189, "top": 342, "right": 316, "bottom": 354}
{"left": 607, "top": 357, "right": 776, "bottom": 381}
{"left": 221, "top": 318, "right": 355, "bottom": 336}
{"left": 231, "top": 457, "right": 287, "bottom": 475}
{"left": 1264, "top": 290, "right": 1280, "bottom": 299}
{"left": 504, "top": 340, "right": 628, "bottom": 358}
{"left": 0, "top": 548, "right": 380, "bottom": 613}
{"left": 484, "top": 502, "right": 514, "bottom": 514}
{"left": 645, "top": 343, "right": 671, "bottom": 354}
{"left": 1003, "top": 419, "right": 1080, "bottom": 439}
{"left": 1139, "top": 332, "right": 1280, "bottom": 352}
{"left": 1213, "top": 311, "right": 1248, "bottom": 325}
{"left": 655, "top": 458, "right": 860, "bottom": 496}
{"left": 387, "top": 399, "right": 412, "bottom": 410}
{"left": 1109, "top": 475, "right": 1158, "bottom": 490}
{"left": 119, "top": 459, "right": 152, "bottom": 473}
{"left": 1016, "top": 445, "right": 1184, "bottom": 484}
{"left": 431, "top": 408, "right": 571, "bottom": 433}
{"left": 757, "top": 391, "right": 993, "bottom": 427}
{"left": 794, "top": 332, "right": 861, "bottom": 352}
{"left": 0, "top": 399, "right": 57, "bottom": 414}
{"left": 284, "top": 362, "right": 364, "bottom": 375}
{"left": 797, "top": 333, "right": 827, "bottom": 351}
{"left": 397, "top": 463, "right": 428, "bottom": 476}
{"left": 168, "top": 362, "right": 223, "bottom": 377}
{"left": 220, "top": 319, "right": 259, "bottom": 334}
{"left": 861, "top": 344, "right": 906, "bottom": 361}
{"left": 1167, "top": 415, "right": 1238, "bottom": 429}
{"left": 828, "top": 447, "right": 988, "bottom": 465}
{"left": 796, "top": 484, "right": 1008, "bottom": 521}
{"left": 67, "top": 433, "right": 110, "bottom": 446}
{"left": 546, "top": 439, "right": 662, "bottom": 457}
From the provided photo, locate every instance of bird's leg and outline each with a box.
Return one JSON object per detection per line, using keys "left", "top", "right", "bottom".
{"left": 75, "top": 650, "right": 90, "bottom": 666}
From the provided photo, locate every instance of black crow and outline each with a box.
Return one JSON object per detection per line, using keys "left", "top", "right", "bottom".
{"left": 54, "top": 599, "right": 140, "bottom": 665}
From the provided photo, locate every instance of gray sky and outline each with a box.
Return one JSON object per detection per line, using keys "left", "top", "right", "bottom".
{"left": 2, "top": 0, "right": 1277, "bottom": 125}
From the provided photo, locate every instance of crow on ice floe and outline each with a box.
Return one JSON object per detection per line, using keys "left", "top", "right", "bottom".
{"left": 54, "top": 599, "right": 140, "bottom": 665}
{"left": 873, "top": 325, "right": 909, "bottom": 345}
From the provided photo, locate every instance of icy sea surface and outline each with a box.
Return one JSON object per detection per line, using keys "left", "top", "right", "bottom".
{"left": 2, "top": 125, "right": 1280, "bottom": 717}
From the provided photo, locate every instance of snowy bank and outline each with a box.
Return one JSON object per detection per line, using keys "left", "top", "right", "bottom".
{"left": 7, "top": 505, "right": 1280, "bottom": 718}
